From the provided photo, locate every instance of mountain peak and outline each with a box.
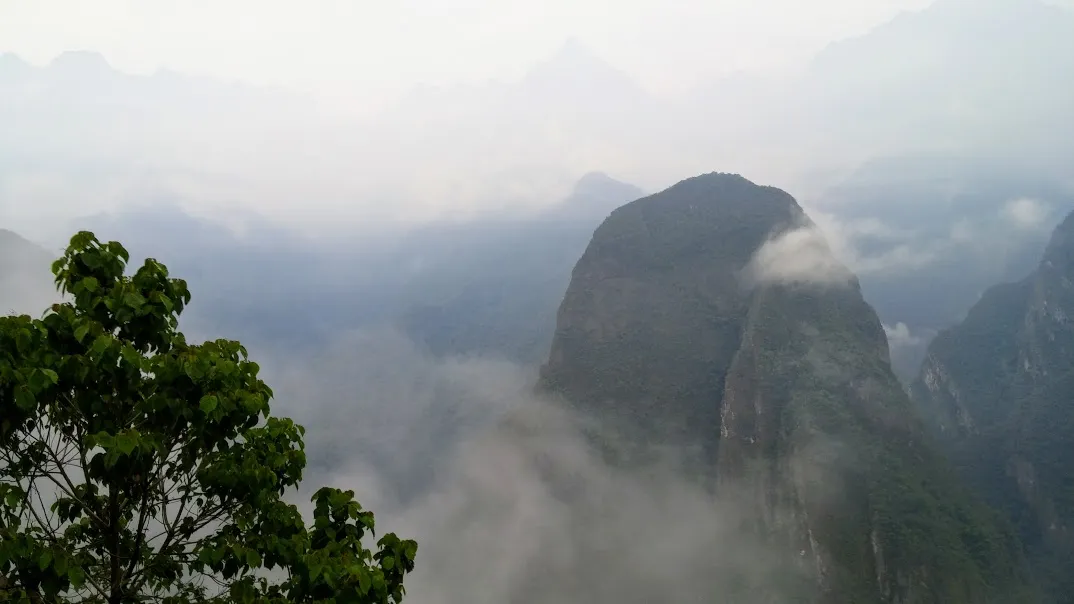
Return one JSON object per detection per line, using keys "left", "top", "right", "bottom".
{"left": 539, "top": 171, "right": 1030, "bottom": 600}
{"left": 570, "top": 171, "right": 636, "bottom": 196}
{"left": 545, "top": 172, "right": 643, "bottom": 221}
{"left": 523, "top": 38, "right": 643, "bottom": 98}
{"left": 547, "top": 37, "right": 603, "bottom": 66}
{"left": 48, "top": 50, "right": 113, "bottom": 74}
{"left": 0, "top": 52, "right": 29, "bottom": 68}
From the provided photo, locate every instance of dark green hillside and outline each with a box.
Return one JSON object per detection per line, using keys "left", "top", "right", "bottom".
{"left": 539, "top": 172, "right": 1035, "bottom": 603}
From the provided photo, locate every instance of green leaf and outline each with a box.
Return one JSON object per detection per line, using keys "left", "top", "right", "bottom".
{"left": 116, "top": 431, "right": 137, "bottom": 455}
{"left": 15, "top": 328, "right": 31, "bottom": 354}
{"left": 124, "top": 291, "right": 147, "bottom": 308}
{"left": 91, "top": 334, "right": 111, "bottom": 356}
{"left": 199, "top": 395, "right": 219, "bottom": 414}
{"left": 3, "top": 487, "right": 22, "bottom": 509}
{"left": 81, "top": 250, "right": 102, "bottom": 269}
{"left": 40, "top": 368, "right": 59, "bottom": 385}
{"left": 68, "top": 565, "right": 86, "bottom": 589}
{"left": 38, "top": 549, "right": 53, "bottom": 570}
{"left": 73, "top": 323, "right": 91, "bottom": 343}
{"left": 13, "top": 385, "right": 35, "bottom": 411}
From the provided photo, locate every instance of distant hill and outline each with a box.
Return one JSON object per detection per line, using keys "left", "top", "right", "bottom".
{"left": 72, "top": 173, "right": 644, "bottom": 363}
{"left": 0, "top": 229, "right": 59, "bottom": 316}
{"left": 397, "top": 172, "right": 643, "bottom": 363}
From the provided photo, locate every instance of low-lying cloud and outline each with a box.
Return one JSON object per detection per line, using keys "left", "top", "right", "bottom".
{"left": 805, "top": 210, "right": 940, "bottom": 276}
{"left": 258, "top": 328, "right": 814, "bottom": 604}
{"left": 745, "top": 222, "right": 855, "bottom": 287}
{"left": 882, "top": 322, "right": 923, "bottom": 350}
{"left": 1001, "top": 197, "right": 1051, "bottom": 230}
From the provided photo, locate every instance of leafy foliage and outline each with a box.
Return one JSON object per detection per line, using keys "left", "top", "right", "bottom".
{"left": 0, "top": 231, "right": 416, "bottom": 603}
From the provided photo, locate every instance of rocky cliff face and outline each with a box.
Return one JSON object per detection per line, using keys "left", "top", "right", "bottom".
{"left": 913, "top": 211, "right": 1074, "bottom": 602}
{"left": 539, "top": 173, "right": 1033, "bottom": 603}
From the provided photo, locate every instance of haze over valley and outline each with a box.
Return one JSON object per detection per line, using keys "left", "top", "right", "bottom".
{"left": 3, "top": 0, "right": 1074, "bottom": 602}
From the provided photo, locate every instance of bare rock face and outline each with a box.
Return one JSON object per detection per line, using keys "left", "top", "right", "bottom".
{"left": 538, "top": 173, "right": 1033, "bottom": 603}
{"left": 913, "top": 211, "right": 1074, "bottom": 602}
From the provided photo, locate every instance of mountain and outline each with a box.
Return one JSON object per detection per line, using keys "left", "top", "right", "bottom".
{"left": 73, "top": 173, "right": 643, "bottom": 363}
{"left": 0, "top": 49, "right": 367, "bottom": 238}
{"left": 0, "top": 229, "right": 60, "bottom": 316}
{"left": 7, "top": 2, "right": 1074, "bottom": 233}
{"left": 811, "top": 155, "right": 1074, "bottom": 381}
{"left": 538, "top": 173, "right": 1034, "bottom": 603}
{"left": 398, "top": 172, "right": 643, "bottom": 363}
{"left": 912, "top": 209, "right": 1074, "bottom": 602}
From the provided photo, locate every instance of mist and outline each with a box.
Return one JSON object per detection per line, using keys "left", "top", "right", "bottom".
{"left": 4, "top": 0, "right": 1074, "bottom": 600}
{"left": 259, "top": 327, "right": 815, "bottom": 604}
{"left": 4, "top": 0, "right": 1074, "bottom": 241}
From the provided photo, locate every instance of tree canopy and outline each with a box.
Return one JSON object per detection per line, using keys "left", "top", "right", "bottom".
{"left": 0, "top": 231, "right": 416, "bottom": 603}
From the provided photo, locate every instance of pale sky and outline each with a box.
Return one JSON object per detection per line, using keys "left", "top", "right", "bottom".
{"left": 0, "top": 0, "right": 938, "bottom": 107}
{"left": 3, "top": 0, "right": 1073, "bottom": 239}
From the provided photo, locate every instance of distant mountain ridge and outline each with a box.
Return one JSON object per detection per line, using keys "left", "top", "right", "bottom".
{"left": 65, "top": 173, "right": 643, "bottom": 364}
{"left": 6, "top": 0, "right": 1074, "bottom": 230}
{"left": 0, "top": 229, "right": 60, "bottom": 316}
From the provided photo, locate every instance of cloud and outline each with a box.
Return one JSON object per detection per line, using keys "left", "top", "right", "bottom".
{"left": 744, "top": 222, "right": 856, "bottom": 287}
{"left": 804, "top": 209, "right": 940, "bottom": 276}
{"left": 802, "top": 203, "right": 1058, "bottom": 280}
{"left": 259, "top": 328, "right": 817, "bottom": 604}
{"left": 260, "top": 328, "right": 533, "bottom": 500}
{"left": 1001, "top": 197, "right": 1051, "bottom": 230}
{"left": 882, "top": 322, "right": 922, "bottom": 350}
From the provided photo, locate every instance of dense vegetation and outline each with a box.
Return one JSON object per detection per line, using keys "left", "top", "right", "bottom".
{"left": 912, "top": 210, "right": 1074, "bottom": 603}
{"left": 0, "top": 232, "right": 416, "bottom": 603}
{"left": 733, "top": 284, "right": 1034, "bottom": 603}
{"left": 539, "top": 173, "right": 1036, "bottom": 603}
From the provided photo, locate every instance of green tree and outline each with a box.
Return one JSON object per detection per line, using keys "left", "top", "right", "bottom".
{"left": 0, "top": 232, "right": 416, "bottom": 603}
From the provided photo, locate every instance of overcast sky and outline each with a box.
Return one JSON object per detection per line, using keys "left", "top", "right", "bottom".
{"left": 3, "top": 0, "right": 1073, "bottom": 238}
{"left": 0, "top": 0, "right": 940, "bottom": 108}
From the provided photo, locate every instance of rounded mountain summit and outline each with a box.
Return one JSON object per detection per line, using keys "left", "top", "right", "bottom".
{"left": 537, "top": 172, "right": 1037, "bottom": 604}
